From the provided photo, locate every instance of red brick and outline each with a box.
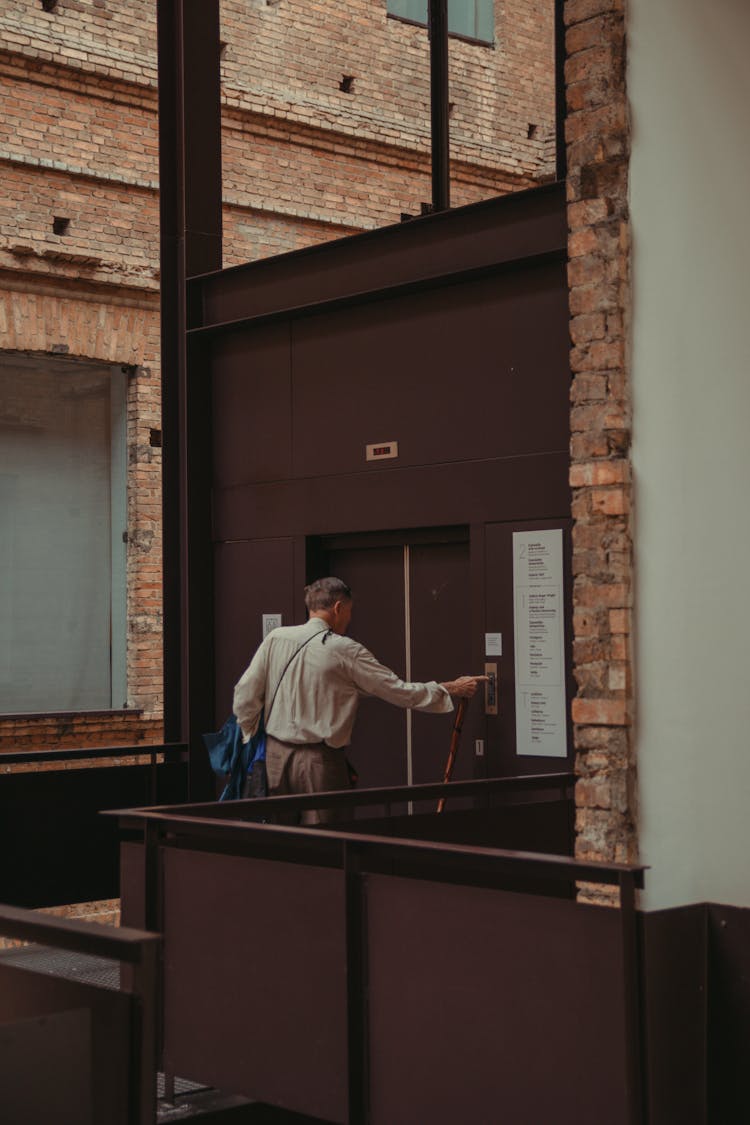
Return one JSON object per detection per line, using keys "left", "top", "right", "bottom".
{"left": 590, "top": 487, "right": 629, "bottom": 516}
{"left": 574, "top": 582, "right": 630, "bottom": 609}
{"left": 569, "top": 459, "right": 629, "bottom": 487}
{"left": 609, "top": 608, "right": 630, "bottom": 634}
{"left": 571, "top": 697, "right": 629, "bottom": 726}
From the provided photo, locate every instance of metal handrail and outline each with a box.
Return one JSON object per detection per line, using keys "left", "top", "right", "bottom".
{"left": 0, "top": 902, "right": 159, "bottom": 963}
{"left": 108, "top": 776, "right": 643, "bottom": 893}
{"left": 109, "top": 769, "right": 573, "bottom": 820}
{"left": 0, "top": 743, "right": 187, "bottom": 766}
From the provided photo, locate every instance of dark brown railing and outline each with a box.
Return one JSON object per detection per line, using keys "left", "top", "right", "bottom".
{"left": 0, "top": 903, "right": 160, "bottom": 1125}
{"left": 109, "top": 774, "right": 646, "bottom": 1125}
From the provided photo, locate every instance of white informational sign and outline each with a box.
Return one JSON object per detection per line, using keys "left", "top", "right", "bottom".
{"left": 512, "top": 529, "right": 568, "bottom": 758}
{"left": 262, "top": 613, "right": 282, "bottom": 638}
{"left": 485, "top": 632, "right": 503, "bottom": 656}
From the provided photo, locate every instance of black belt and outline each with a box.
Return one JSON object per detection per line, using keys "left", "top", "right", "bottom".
{"left": 266, "top": 735, "right": 332, "bottom": 750}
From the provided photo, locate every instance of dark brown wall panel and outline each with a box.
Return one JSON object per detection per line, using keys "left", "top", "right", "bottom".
{"left": 162, "top": 848, "right": 348, "bottom": 1124}
{"left": 707, "top": 903, "right": 750, "bottom": 1123}
{"left": 366, "top": 874, "right": 631, "bottom": 1125}
{"left": 214, "top": 451, "right": 570, "bottom": 543}
{"left": 0, "top": 763, "right": 186, "bottom": 908}
{"left": 0, "top": 963, "right": 133, "bottom": 1124}
{"left": 213, "top": 537, "right": 297, "bottom": 722}
{"left": 640, "top": 906, "right": 707, "bottom": 1124}
{"left": 291, "top": 262, "right": 569, "bottom": 480}
{"left": 212, "top": 322, "right": 292, "bottom": 488}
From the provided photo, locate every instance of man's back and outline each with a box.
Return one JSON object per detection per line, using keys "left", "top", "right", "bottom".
{"left": 233, "top": 615, "right": 452, "bottom": 749}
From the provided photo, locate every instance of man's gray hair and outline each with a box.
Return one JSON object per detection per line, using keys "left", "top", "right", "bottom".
{"left": 304, "top": 576, "right": 352, "bottom": 612}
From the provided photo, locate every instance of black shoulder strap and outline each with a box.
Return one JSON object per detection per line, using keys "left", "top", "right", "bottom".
{"left": 264, "top": 627, "right": 325, "bottom": 726}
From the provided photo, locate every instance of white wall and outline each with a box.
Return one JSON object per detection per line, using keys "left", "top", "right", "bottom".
{"left": 629, "top": 0, "right": 750, "bottom": 909}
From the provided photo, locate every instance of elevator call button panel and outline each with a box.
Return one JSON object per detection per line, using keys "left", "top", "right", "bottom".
{"left": 484, "top": 662, "right": 498, "bottom": 716}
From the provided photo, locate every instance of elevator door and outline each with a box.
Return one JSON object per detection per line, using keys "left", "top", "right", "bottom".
{"left": 317, "top": 530, "right": 473, "bottom": 794}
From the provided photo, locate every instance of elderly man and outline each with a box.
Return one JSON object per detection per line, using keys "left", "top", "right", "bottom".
{"left": 233, "top": 576, "right": 485, "bottom": 823}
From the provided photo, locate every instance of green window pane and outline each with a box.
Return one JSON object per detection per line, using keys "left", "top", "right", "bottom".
{"left": 387, "top": 0, "right": 494, "bottom": 44}
{"left": 388, "top": 0, "right": 429, "bottom": 24}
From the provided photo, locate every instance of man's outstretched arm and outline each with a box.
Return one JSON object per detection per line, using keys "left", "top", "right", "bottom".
{"left": 350, "top": 648, "right": 486, "bottom": 712}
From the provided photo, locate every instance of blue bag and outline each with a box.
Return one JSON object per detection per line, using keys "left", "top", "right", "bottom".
{"left": 203, "top": 714, "right": 266, "bottom": 801}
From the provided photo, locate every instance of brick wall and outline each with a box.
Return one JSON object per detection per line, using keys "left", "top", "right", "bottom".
{"left": 563, "top": 0, "right": 635, "bottom": 875}
{"left": 220, "top": 0, "right": 556, "bottom": 185}
{"left": 0, "top": 897, "right": 120, "bottom": 951}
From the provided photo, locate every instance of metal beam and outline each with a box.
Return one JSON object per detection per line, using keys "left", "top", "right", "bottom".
{"left": 157, "top": 0, "right": 222, "bottom": 757}
{"left": 428, "top": 0, "right": 450, "bottom": 212}
{"left": 555, "top": 0, "right": 568, "bottom": 182}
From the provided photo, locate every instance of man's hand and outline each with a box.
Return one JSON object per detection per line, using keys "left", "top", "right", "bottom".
{"left": 440, "top": 675, "right": 488, "bottom": 698}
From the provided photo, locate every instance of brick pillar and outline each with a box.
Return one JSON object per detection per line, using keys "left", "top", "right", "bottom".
{"left": 564, "top": 0, "right": 635, "bottom": 870}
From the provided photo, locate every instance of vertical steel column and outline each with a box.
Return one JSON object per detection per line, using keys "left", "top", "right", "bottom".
{"left": 554, "top": 0, "right": 568, "bottom": 182}
{"left": 428, "top": 0, "right": 450, "bottom": 212}
{"left": 128, "top": 935, "right": 160, "bottom": 1125}
{"left": 619, "top": 871, "right": 648, "bottom": 1125}
{"left": 343, "top": 841, "right": 368, "bottom": 1124}
{"left": 157, "top": 0, "right": 222, "bottom": 779}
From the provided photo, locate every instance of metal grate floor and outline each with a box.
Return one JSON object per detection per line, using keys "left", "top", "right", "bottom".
{"left": 0, "top": 941, "right": 121, "bottom": 988}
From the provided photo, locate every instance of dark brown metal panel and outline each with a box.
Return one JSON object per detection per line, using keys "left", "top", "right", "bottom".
{"left": 212, "top": 324, "right": 292, "bottom": 489}
{"left": 213, "top": 538, "right": 297, "bottom": 723}
{"left": 483, "top": 518, "right": 574, "bottom": 774}
{"left": 214, "top": 452, "right": 570, "bottom": 543}
{"left": 190, "top": 184, "right": 566, "bottom": 329}
{"left": 0, "top": 1008, "right": 92, "bottom": 1125}
{"left": 409, "top": 540, "right": 475, "bottom": 787}
{"left": 707, "top": 903, "right": 750, "bottom": 1123}
{"left": 343, "top": 800, "right": 573, "bottom": 857}
{"left": 640, "top": 906, "right": 707, "bottom": 1125}
{"left": 366, "top": 875, "right": 631, "bottom": 1125}
{"left": 0, "top": 762, "right": 186, "bottom": 908}
{"left": 120, "top": 840, "right": 147, "bottom": 931}
{"left": 290, "top": 263, "right": 569, "bottom": 480}
{"left": 321, "top": 544, "right": 408, "bottom": 793}
{"left": 0, "top": 963, "right": 133, "bottom": 1125}
{"left": 162, "top": 847, "right": 348, "bottom": 1124}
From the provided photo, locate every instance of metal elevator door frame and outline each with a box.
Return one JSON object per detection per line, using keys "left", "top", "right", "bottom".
{"left": 308, "top": 525, "right": 472, "bottom": 796}
{"left": 403, "top": 543, "right": 413, "bottom": 788}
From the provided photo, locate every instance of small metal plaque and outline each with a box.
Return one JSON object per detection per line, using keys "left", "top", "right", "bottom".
{"left": 366, "top": 441, "right": 398, "bottom": 462}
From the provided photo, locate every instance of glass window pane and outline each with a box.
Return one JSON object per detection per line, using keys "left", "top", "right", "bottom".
{"left": 388, "top": 0, "right": 428, "bottom": 24}
{"left": 448, "top": 0, "right": 475, "bottom": 39}
{"left": 475, "top": 1, "right": 495, "bottom": 43}
{"left": 388, "top": 1, "right": 494, "bottom": 43}
{"left": 0, "top": 357, "right": 117, "bottom": 713}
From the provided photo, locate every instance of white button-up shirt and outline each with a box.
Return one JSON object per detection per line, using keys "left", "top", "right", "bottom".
{"left": 233, "top": 617, "right": 453, "bottom": 748}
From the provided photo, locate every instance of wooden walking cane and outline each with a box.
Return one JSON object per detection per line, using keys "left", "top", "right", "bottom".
{"left": 436, "top": 698, "right": 468, "bottom": 814}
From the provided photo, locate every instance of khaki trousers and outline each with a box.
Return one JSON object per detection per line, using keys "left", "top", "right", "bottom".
{"left": 265, "top": 735, "right": 352, "bottom": 826}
